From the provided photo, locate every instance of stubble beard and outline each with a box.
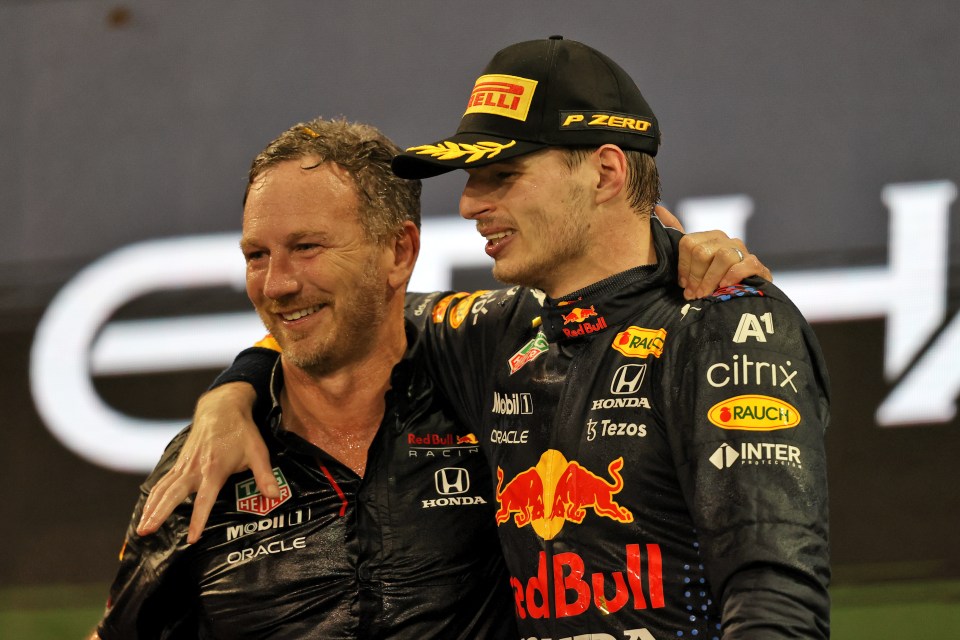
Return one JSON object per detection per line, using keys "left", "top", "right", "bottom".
{"left": 491, "top": 182, "right": 592, "bottom": 293}
{"left": 261, "top": 259, "right": 389, "bottom": 377}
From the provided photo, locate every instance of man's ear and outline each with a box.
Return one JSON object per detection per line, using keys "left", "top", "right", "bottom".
{"left": 386, "top": 220, "right": 420, "bottom": 289}
{"left": 594, "top": 144, "right": 628, "bottom": 206}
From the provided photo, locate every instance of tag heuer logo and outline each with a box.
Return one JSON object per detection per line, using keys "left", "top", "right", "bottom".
{"left": 235, "top": 467, "right": 292, "bottom": 516}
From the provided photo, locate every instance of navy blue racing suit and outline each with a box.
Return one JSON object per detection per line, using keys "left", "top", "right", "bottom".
{"left": 408, "top": 220, "right": 831, "bottom": 639}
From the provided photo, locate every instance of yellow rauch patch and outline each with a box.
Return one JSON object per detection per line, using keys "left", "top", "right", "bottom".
{"left": 707, "top": 394, "right": 801, "bottom": 431}
{"left": 611, "top": 326, "right": 667, "bottom": 358}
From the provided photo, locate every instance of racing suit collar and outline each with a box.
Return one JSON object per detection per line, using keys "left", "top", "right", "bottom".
{"left": 538, "top": 219, "right": 682, "bottom": 343}
{"left": 264, "top": 320, "right": 435, "bottom": 441}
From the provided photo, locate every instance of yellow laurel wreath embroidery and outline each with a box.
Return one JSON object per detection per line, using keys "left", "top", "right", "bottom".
{"left": 407, "top": 140, "right": 517, "bottom": 163}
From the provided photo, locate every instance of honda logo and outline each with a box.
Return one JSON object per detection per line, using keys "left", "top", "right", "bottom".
{"left": 435, "top": 467, "right": 470, "bottom": 495}
{"left": 611, "top": 364, "right": 647, "bottom": 395}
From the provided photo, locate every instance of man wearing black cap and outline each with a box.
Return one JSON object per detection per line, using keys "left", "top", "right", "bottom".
{"left": 388, "top": 36, "right": 831, "bottom": 639}
{"left": 136, "top": 37, "right": 824, "bottom": 639}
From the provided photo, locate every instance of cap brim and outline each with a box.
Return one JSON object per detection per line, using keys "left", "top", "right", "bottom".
{"left": 391, "top": 133, "right": 546, "bottom": 179}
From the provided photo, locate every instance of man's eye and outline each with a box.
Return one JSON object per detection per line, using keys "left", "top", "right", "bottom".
{"left": 244, "top": 250, "right": 265, "bottom": 262}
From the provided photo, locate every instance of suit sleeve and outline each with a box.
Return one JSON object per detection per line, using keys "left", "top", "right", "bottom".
{"left": 97, "top": 430, "right": 200, "bottom": 639}
{"left": 661, "top": 287, "right": 831, "bottom": 638}
{"left": 209, "top": 345, "right": 281, "bottom": 423}
{"left": 405, "top": 289, "right": 534, "bottom": 431}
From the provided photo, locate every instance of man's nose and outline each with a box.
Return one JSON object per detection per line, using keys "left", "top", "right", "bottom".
{"left": 459, "top": 175, "right": 493, "bottom": 220}
{"left": 263, "top": 255, "right": 300, "bottom": 299}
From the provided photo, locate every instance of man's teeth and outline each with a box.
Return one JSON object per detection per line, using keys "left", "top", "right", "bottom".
{"left": 282, "top": 304, "right": 323, "bottom": 321}
{"left": 485, "top": 230, "right": 514, "bottom": 242}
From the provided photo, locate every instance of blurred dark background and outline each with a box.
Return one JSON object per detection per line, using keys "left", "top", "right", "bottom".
{"left": 1, "top": 1, "right": 958, "bottom": 632}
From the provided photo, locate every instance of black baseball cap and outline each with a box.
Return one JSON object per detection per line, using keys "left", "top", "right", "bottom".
{"left": 392, "top": 36, "right": 660, "bottom": 179}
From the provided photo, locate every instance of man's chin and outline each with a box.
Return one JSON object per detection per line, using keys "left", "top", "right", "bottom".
{"left": 492, "top": 262, "right": 542, "bottom": 290}
{"left": 283, "top": 348, "right": 334, "bottom": 376}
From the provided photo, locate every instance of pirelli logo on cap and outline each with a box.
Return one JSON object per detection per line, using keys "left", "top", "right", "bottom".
{"left": 465, "top": 74, "right": 538, "bottom": 121}
{"left": 560, "top": 111, "right": 656, "bottom": 137}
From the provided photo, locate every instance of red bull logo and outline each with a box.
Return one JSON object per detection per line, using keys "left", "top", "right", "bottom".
{"left": 561, "top": 306, "right": 598, "bottom": 324}
{"left": 235, "top": 468, "right": 291, "bottom": 516}
{"left": 509, "top": 544, "right": 665, "bottom": 619}
{"left": 562, "top": 316, "right": 608, "bottom": 338}
{"left": 560, "top": 306, "right": 608, "bottom": 338}
{"left": 495, "top": 450, "right": 633, "bottom": 540}
{"left": 408, "top": 433, "right": 456, "bottom": 446}
{"left": 456, "top": 433, "right": 479, "bottom": 445}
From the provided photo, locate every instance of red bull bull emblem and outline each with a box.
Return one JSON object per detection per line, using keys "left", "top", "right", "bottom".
{"left": 495, "top": 450, "right": 633, "bottom": 540}
{"left": 561, "top": 305, "right": 597, "bottom": 324}
{"left": 456, "top": 433, "right": 479, "bottom": 445}
{"left": 235, "top": 467, "right": 291, "bottom": 516}
{"left": 559, "top": 305, "right": 609, "bottom": 338}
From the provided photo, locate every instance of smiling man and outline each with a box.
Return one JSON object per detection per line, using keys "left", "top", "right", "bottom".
{"left": 92, "top": 119, "right": 516, "bottom": 639}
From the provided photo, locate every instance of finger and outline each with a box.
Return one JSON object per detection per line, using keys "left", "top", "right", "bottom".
{"left": 137, "top": 481, "right": 193, "bottom": 536}
{"left": 685, "top": 241, "right": 745, "bottom": 299}
{"left": 719, "top": 254, "right": 772, "bottom": 288}
{"left": 653, "top": 204, "right": 685, "bottom": 232}
{"left": 675, "top": 234, "right": 698, "bottom": 290}
{"left": 690, "top": 246, "right": 741, "bottom": 299}
{"left": 137, "top": 465, "right": 185, "bottom": 535}
{"left": 138, "top": 470, "right": 174, "bottom": 528}
{"left": 679, "top": 236, "right": 717, "bottom": 297}
{"left": 249, "top": 438, "right": 280, "bottom": 499}
{"left": 187, "top": 477, "right": 222, "bottom": 544}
